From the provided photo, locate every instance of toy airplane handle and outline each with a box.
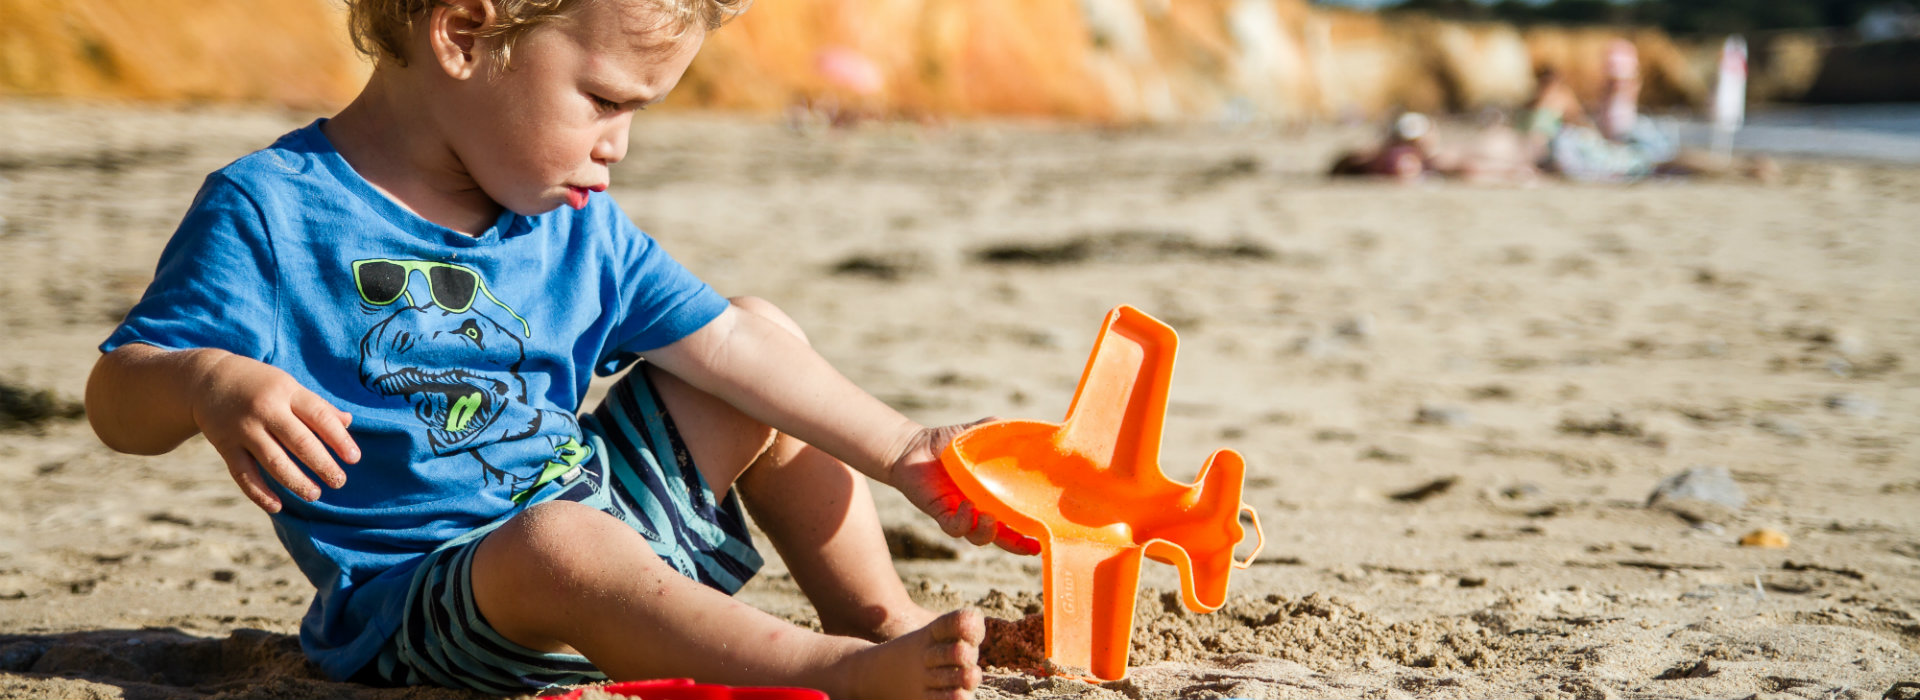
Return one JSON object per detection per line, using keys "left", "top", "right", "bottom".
{"left": 1234, "top": 504, "right": 1264, "bottom": 569}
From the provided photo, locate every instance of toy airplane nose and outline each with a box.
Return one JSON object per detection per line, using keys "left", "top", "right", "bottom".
{"left": 941, "top": 305, "right": 1263, "bottom": 681}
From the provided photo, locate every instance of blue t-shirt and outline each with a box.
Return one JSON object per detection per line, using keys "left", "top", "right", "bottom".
{"left": 100, "top": 121, "right": 729, "bottom": 680}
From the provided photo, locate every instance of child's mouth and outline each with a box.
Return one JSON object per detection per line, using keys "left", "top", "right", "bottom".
{"left": 565, "top": 184, "right": 605, "bottom": 210}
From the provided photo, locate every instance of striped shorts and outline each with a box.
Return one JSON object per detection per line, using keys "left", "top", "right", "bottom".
{"left": 354, "top": 368, "right": 765, "bottom": 694}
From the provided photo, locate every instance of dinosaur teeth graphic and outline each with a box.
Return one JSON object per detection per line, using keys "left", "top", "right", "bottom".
{"left": 370, "top": 367, "right": 502, "bottom": 446}
{"left": 373, "top": 367, "right": 466, "bottom": 396}
{"left": 446, "top": 391, "right": 482, "bottom": 432}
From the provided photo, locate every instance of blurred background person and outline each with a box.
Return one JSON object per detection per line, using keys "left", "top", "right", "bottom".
{"left": 1328, "top": 112, "right": 1442, "bottom": 181}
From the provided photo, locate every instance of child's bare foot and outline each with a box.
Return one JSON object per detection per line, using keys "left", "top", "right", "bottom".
{"left": 820, "top": 599, "right": 942, "bottom": 642}
{"left": 868, "top": 603, "right": 942, "bottom": 642}
{"left": 841, "top": 608, "right": 983, "bottom": 700}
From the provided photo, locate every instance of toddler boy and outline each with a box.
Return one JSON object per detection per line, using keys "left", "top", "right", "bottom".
{"left": 85, "top": 1, "right": 1035, "bottom": 697}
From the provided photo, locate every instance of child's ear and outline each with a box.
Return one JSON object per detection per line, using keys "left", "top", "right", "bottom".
{"left": 428, "top": 0, "right": 497, "bottom": 80}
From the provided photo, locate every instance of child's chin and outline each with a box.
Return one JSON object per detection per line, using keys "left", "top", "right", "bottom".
{"left": 506, "top": 197, "right": 567, "bottom": 217}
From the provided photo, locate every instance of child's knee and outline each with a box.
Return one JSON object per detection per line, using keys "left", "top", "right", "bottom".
{"left": 729, "top": 296, "right": 809, "bottom": 346}
{"left": 642, "top": 364, "right": 780, "bottom": 483}
{"left": 470, "top": 501, "right": 671, "bottom": 651}
{"left": 478, "top": 501, "right": 648, "bottom": 594}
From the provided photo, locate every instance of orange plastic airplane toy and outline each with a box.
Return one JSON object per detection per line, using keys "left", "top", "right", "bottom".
{"left": 940, "top": 305, "right": 1263, "bottom": 681}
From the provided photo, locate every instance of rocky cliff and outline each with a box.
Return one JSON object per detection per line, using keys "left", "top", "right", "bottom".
{"left": 0, "top": 0, "right": 1848, "bottom": 122}
{"left": 0, "top": 0, "right": 365, "bottom": 108}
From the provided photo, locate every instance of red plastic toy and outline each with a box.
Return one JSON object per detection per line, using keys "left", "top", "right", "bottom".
{"left": 554, "top": 678, "right": 826, "bottom": 700}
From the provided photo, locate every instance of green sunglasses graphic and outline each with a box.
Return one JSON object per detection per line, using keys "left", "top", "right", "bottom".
{"left": 352, "top": 259, "right": 530, "bottom": 337}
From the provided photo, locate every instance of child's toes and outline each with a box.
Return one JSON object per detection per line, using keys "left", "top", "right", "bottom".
{"left": 924, "top": 637, "right": 979, "bottom": 668}
{"left": 931, "top": 608, "right": 985, "bottom": 644}
{"left": 928, "top": 663, "right": 980, "bottom": 690}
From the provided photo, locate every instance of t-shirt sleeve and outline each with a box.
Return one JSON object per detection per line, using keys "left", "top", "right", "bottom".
{"left": 100, "top": 173, "right": 279, "bottom": 361}
{"left": 596, "top": 213, "right": 728, "bottom": 375}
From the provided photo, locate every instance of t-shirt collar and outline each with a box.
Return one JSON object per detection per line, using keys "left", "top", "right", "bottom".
{"left": 302, "top": 119, "right": 521, "bottom": 247}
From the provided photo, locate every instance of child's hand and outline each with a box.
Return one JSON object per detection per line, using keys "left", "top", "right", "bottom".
{"left": 188, "top": 350, "right": 360, "bottom": 513}
{"left": 886, "top": 421, "right": 1041, "bottom": 556}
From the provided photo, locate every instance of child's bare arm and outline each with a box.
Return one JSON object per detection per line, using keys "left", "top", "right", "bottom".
{"left": 643, "top": 306, "right": 913, "bottom": 477}
{"left": 87, "top": 344, "right": 360, "bottom": 513}
{"left": 644, "top": 305, "right": 1038, "bottom": 554}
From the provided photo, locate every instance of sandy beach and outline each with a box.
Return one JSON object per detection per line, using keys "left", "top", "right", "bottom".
{"left": 1, "top": 100, "right": 1916, "bottom": 699}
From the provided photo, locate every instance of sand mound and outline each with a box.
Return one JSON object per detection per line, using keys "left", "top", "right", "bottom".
{"left": 1130, "top": 590, "right": 1505, "bottom": 671}
{"left": 976, "top": 589, "right": 1505, "bottom": 674}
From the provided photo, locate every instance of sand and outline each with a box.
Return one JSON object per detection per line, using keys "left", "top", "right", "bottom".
{"left": 1, "top": 100, "right": 1916, "bottom": 699}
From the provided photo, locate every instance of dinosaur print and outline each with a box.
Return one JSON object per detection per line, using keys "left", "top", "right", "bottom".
{"left": 352, "top": 259, "right": 589, "bottom": 503}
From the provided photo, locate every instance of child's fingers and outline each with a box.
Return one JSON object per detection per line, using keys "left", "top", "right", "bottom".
{"left": 269, "top": 412, "right": 347, "bottom": 491}
{"left": 965, "top": 511, "right": 1001, "bottom": 547}
{"left": 937, "top": 498, "right": 976, "bottom": 539}
{"left": 994, "top": 527, "right": 1042, "bottom": 556}
{"left": 246, "top": 424, "right": 325, "bottom": 503}
{"left": 294, "top": 392, "right": 360, "bottom": 467}
{"left": 211, "top": 440, "right": 282, "bottom": 513}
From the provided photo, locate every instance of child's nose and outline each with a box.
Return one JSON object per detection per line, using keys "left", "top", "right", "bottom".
{"left": 592, "top": 121, "right": 629, "bottom": 166}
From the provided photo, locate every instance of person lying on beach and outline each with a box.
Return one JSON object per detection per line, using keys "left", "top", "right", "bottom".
{"left": 83, "top": 0, "right": 1037, "bottom": 697}
{"left": 1536, "top": 43, "right": 1680, "bottom": 182}
{"left": 1518, "top": 65, "right": 1592, "bottom": 157}
{"left": 1328, "top": 111, "right": 1538, "bottom": 185}
{"left": 1516, "top": 63, "right": 1654, "bottom": 181}
{"left": 1328, "top": 112, "right": 1444, "bottom": 181}
{"left": 1525, "top": 48, "right": 1774, "bottom": 183}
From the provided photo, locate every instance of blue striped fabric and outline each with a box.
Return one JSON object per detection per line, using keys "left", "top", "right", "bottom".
{"left": 360, "top": 369, "right": 764, "bottom": 693}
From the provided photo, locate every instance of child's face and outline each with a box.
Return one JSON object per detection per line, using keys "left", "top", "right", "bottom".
{"left": 441, "top": 1, "right": 704, "bottom": 215}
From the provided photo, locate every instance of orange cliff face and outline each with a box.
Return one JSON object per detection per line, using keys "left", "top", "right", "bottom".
{"left": 0, "top": 0, "right": 1735, "bottom": 122}
{"left": 0, "top": 0, "right": 369, "bottom": 108}
{"left": 679, "top": 0, "right": 1119, "bottom": 121}
{"left": 678, "top": 0, "right": 1537, "bottom": 123}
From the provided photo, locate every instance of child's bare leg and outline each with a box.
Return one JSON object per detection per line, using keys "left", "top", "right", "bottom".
{"left": 647, "top": 295, "right": 942, "bottom": 640}
{"left": 738, "top": 433, "right": 939, "bottom": 640}
{"left": 469, "top": 500, "right": 984, "bottom": 699}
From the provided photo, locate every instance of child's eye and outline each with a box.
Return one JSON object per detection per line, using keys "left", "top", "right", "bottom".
{"left": 590, "top": 94, "right": 620, "bottom": 113}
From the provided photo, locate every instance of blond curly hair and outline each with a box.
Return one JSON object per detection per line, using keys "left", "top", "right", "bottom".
{"left": 348, "top": 0, "right": 748, "bottom": 67}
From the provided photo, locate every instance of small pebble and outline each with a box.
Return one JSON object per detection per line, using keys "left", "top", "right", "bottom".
{"left": 1501, "top": 483, "right": 1542, "bottom": 500}
{"left": 1739, "top": 528, "right": 1790, "bottom": 548}
{"left": 1648, "top": 465, "right": 1747, "bottom": 513}
{"left": 1824, "top": 393, "right": 1880, "bottom": 418}
{"left": 1830, "top": 329, "right": 1867, "bottom": 357}
{"left": 1313, "top": 428, "right": 1357, "bottom": 442}
{"left": 1334, "top": 314, "right": 1375, "bottom": 340}
{"left": 1413, "top": 404, "right": 1471, "bottom": 427}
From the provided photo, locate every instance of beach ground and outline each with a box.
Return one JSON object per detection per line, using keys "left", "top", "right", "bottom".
{"left": 1, "top": 101, "right": 1915, "bottom": 699}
